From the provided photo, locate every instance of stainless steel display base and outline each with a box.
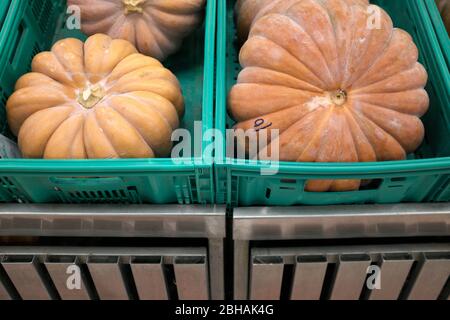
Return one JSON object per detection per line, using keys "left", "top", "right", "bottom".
{"left": 0, "top": 204, "right": 226, "bottom": 300}
{"left": 233, "top": 203, "right": 450, "bottom": 300}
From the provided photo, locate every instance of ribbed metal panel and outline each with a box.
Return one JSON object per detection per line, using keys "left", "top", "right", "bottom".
{"left": 248, "top": 244, "right": 450, "bottom": 300}
{"left": 0, "top": 247, "right": 209, "bottom": 300}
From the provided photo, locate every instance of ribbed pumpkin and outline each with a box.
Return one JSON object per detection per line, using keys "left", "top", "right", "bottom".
{"left": 68, "top": 0, "right": 205, "bottom": 60}
{"left": 235, "top": 0, "right": 369, "bottom": 42}
{"left": 436, "top": 0, "right": 450, "bottom": 34}
{"left": 6, "top": 34, "right": 184, "bottom": 159}
{"left": 229, "top": 0, "right": 429, "bottom": 192}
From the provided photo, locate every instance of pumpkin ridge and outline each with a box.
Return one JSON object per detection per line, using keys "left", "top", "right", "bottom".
{"left": 349, "top": 89, "right": 429, "bottom": 116}
{"left": 68, "top": 114, "right": 87, "bottom": 159}
{"left": 82, "top": 12, "right": 122, "bottom": 35}
{"left": 312, "top": 0, "right": 344, "bottom": 87}
{"left": 109, "top": 95, "right": 171, "bottom": 157}
{"left": 135, "top": 17, "right": 165, "bottom": 59}
{"left": 18, "top": 106, "right": 75, "bottom": 158}
{"left": 73, "top": 0, "right": 120, "bottom": 22}
{"left": 296, "top": 107, "right": 334, "bottom": 162}
{"left": 251, "top": 17, "right": 334, "bottom": 89}
{"left": 7, "top": 94, "right": 74, "bottom": 136}
{"left": 339, "top": 4, "right": 357, "bottom": 89}
{"left": 352, "top": 29, "right": 419, "bottom": 89}
{"left": 316, "top": 0, "right": 345, "bottom": 86}
{"left": 228, "top": 83, "right": 318, "bottom": 121}
{"left": 237, "top": 67, "right": 323, "bottom": 93}
{"left": 122, "top": 92, "right": 175, "bottom": 130}
{"left": 83, "top": 111, "right": 119, "bottom": 159}
{"left": 356, "top": 102, "right": 425, "bottom": 153}
{"left": 108, "top": 13, "right": 132, "bottom": 40}
{"left": 341, "top": 6, "right": 394, "bottom": 88}
{"left": 148, "top": 0, "right": 206, "bottom": 15}
{"left": 72, "top": 117, "right": 87, "bottom": 158}
{"left": 342, "top": 107, "right": 376, "bottom": 162}
{"left": 95, "top": 105, "right": 154, "bottom": 158}
{"left": 244, "top": 35, "right": 328, "bottom": 89}
{"left": 346, "top": 108, "right": 382, "bottom": 162}
{"left": 146, "top": 7, "right": 203, "bottom": 36}
{"left": 32, "top": 52, "right": 76, "bottom": 88}
{"left": 44, "top": 113, "right": 85, "bottom": 159}
{"left": 286, "top": 15, "right": 336, "bottom": 87}
{"left": 349, "top": 108, "right": 406, "bottom": 161}
{"left": 120, "top": 90, "right": 180, "bottom": 128}
{"left": 284, "top": 2, "right": 338, "bottom": 89}
{"left": 351, "top": 64, "right": 428, "bottom": 94}
{"left": 106, "top": 53, "right": 163, "bottom": 84}
{"left": 344, "top": 14, "right": 394, "bottom": 88}
{"left": 51, "top": 39, "right": 88, "bottom": 89}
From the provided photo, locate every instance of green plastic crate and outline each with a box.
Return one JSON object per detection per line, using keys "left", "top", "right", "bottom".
{"left": 0, "top": 1, "right": 10, "bottom": 29}
{"left": 0, "top": 0, "right": 216, "bottom": 204}
{"left": 215, "top": 0, "right": 450, "bottom": 207}
{"left": 425, "top": 0, "right": 450, "bottom": 68}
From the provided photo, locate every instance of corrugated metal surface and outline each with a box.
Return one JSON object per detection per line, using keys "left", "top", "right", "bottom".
{"left": 0, "top": 247, "right": 210, "bottom": 300}
{"left": 248, "top": 245, "right": 450, "bottom": 300}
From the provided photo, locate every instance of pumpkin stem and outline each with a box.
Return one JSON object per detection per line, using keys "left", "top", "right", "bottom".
{"left": 123, "top": 0, "right": 146, "bottom": 15}
{"left": 77, "top": 84, "right": 105, "bottom": 109}
{"left": 330, "top": 89, "right": 347, "bottom": 106}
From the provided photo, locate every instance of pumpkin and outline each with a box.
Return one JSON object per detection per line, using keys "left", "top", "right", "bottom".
{"left": 67, "top": 0, "right": 206, "bottom": 61}
{"left": 235, "top": 0, "right": 369, "bottom": 43}
{"left": 229, "top": 0, "right": 429, "bottom": 192}
{"left": 6, "top": 34, "right": 184, "bottom": 160}
{"left": 436, "top": 0, "right": 450, "bottom": 34}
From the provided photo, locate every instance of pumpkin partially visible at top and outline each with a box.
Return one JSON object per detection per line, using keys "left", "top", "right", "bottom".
{"left": 6, "top": 34, "right": 184, "bottom": 159}
{"left": 68, "top": 0, "right": 206, "bottom": 60}
{"left": 229, "top": 0, "right": 430, "bottom": 192}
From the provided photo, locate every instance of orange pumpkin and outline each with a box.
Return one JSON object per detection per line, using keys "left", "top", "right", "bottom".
{"left": 229, "top": 0, "right": 429, "bottom": 192}
{"left": 6, "top": 34, "right": 184, "bottom": 159}
{"left": 68, "top": 0, "right": 206, "bottom": 60}
{"left": 235, "top": 0, "right": 369, "bottom": 43}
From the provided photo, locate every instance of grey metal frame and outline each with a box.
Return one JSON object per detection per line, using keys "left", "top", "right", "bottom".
{"left": 233, "top": 203, "right": 450, "bottom": 300}
{"left": 0, "top": 204, "right": 226, "bottom": 300}
{"left": 0, "top": 246, "right": 208, "bottom": 300}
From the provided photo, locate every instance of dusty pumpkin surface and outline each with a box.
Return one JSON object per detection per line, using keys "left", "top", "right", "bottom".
{"left": 235, "top": 0, "right": 369, "bottom": 43}
{"left": 7, "top": 34, "right": 184, "bottom": 160}
{"left": 68, "top": 0, "right": 206, "bottom": 60}
{"left": 229, "top": 0, "right": 430, "bottom": 192}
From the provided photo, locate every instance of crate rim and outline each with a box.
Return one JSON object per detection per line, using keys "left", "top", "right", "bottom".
{"left": 215, "top": 0, "right": 450, "bottom": 178}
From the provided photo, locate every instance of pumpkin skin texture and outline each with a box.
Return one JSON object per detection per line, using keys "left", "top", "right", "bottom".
{"left": 436, "top": 0, "right": 450, "bottom": 34}
{"left": 235, "top": 0, "right": 369, "bottom": 43}
{"left": 68, "top": 0, "right": 206, "bottom": 61}
{"left": 229, "top": 0, "right": 429, "bottom": 192}
{"left": 6, "top": 34, "right": 184, "bottom": 160}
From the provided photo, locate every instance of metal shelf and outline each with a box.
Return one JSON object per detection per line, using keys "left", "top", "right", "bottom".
{"left": 0, "top": 246, "right": 209, "bottom": 300}
{"left": 0, "top": 204, "right": 226, "bottom": 300}
{"left": 233, "top": 203, "right": 450, "bottom": 300}
{"left": 0, "top": 204, "right": 226, "bottom": 238}
{"left": 234, "top": 203, "right": 450, "bottom": 240}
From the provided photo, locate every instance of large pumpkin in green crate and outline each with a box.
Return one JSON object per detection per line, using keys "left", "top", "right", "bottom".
{"left": 229, "top": 0, "right": 430, "bottom": 192}
{"left": 68, "top": 0, "right": 206, "bottom": 60}
{"left": 6, "top": 34, "right": 184, "bottom": 159}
